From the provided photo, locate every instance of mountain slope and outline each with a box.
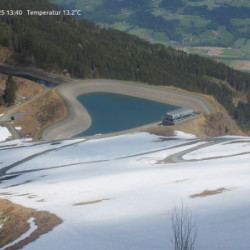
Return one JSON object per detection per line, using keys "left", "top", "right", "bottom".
{"left": 48, "top": 0, "right": 250, "bottom": 47}
{"left": 0, "top": 0, "right": 250, "bottom": 131}
{"left": 48, "top": 0, "right": 250, "bottom": 69}
{"left": 0, "top": 132, "right": 250, "bottom": 249}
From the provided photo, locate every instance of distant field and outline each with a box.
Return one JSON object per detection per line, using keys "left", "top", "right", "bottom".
{"left": 189, "top": 46, "right": 250, "bottom": 71}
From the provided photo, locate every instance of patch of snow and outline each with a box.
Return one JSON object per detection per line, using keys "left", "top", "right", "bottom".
{"left": 174, "top": 130, "right": 196, "bottom": 139}
{"left": 0, "top": 126, "right": 12, "bottom": 142}
{"left": 0, "top": 132, "right": 249, "bottom": 250}
{"left": 0, "top": 217, "right": 37, "bottom": 250}
{"left": 15, "top": 127, "right": 22, "bottom": 131}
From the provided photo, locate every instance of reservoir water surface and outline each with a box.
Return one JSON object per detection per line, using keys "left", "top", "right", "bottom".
{"left": 76, "top": 93, "right": 178, "bottom": 136}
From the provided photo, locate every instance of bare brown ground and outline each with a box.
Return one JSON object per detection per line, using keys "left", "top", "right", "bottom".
{"left": 235, "top": 60, "right": 250, "bottom": 71}
{"left": 14, "top": 87, "right": 67, "bottom": 139}
{"left": 187, "top": 93, "right": 242, "bottom": 136}
{"left": 0, "top": 74, "right": 45, "bottom": 97}
{"left": 0, "top": 73, "right": 67, "bottom": 139}
{"left": 14, "top": 76, "right": 45, "bottom": 98}
{"left": 0, "top": 74, "right": 44, "bottom": 116}
{"left": 0, "top": 199, "right": 62, "bottom": 250}
{"left": 140, "top": 126, "right": 175, "bottom": 137}
{"left": 0, "top": 47, "right": 13, "bottom": 64}
{"left": 193, "top": 46, "right": 225, "bottom": 56}
{"left": 233, "top": 94, "right": 248, "bottom": 106}
{"left": 190, "top": 187, "right": 230, "bottom": 198}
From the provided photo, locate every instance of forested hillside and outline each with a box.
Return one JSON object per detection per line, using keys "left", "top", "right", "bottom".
{"left": 49, "top": 0, "right": 250, "bottom": 69}
{"left": 49, "top": 0, "right": 250, "bottom": 47}
{"left": 0, "top": 0, "right": 249, "bottom": 131}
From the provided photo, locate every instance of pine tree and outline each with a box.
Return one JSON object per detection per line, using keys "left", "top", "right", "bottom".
{"left": 5, "top": 74, "right": 16, "bottom": 105}
{"left": 0, "top": 96, "right": 5, "bottom": 106}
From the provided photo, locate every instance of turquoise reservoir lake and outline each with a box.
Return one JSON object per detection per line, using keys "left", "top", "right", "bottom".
{"left": 76, "top": 93, "right": 178, "bottom": 136}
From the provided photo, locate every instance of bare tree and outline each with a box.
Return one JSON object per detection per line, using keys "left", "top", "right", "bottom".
{"left": 171, "top": 203, "right": 197, "bottom": 250}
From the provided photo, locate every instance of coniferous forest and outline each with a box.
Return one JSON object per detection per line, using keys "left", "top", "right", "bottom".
{"left": 0, "top": 0, "right": 249, "bottom": 131}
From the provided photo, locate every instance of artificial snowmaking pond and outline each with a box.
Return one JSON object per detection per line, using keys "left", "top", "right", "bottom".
{"left": 76, "top": 92, "right": 178, "bottom": 136}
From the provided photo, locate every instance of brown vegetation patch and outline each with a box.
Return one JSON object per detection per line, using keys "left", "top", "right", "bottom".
{"left": 158, "top": 157, "right": 175, "bottom": 164}
{"left": 73, "top": 198, "right": 111, "bottom": 206}
{"left": 14, "top": 77, "right": 45, "bottom": 98}
{"left": 0, "top": 47, "right": 14, "bottom": 64}
{"left": 1, "top": 73, "right": 67, "bottom": 140}
{"left": 232, "top": 93, "right": 248, "bottom": 106}
{"left": 0, "top": 74, "right": 44, "bottom": 116}
{"left": 12, "top": 116, "right": 40, "bottom": 139}
{"left": 14, "top": 87, "right": 67, "bottom": 139}
{"left": 190, "top": 187, "right": 230, "bottom": 198}
{"left": 203, "top": 111, "right": 242, "bottom": 137}
{"left": 174, "top": 116, "right": 208, "bottom": 138}
{"left": 142, "top": 126, "right": 175, "bottom": 137}
{"left": 36, "top": 99, "right": 64, "bottom": 127}
{"left": 0, "top": 199, "right": 62, "bottom": 250}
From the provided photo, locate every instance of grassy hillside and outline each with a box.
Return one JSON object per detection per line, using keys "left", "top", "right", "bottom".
{"left": 49, "top": 0, "right": 250, "bottom": 70}
{"left": 0, "top": 0, "right": 249, "bottom": 131}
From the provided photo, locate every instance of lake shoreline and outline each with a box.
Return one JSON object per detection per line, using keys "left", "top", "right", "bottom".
{"left": 76, "top": 93, "right": 177, "bottom": 136}
{"left": 42, "top": 79, "right": 213, "bottom": 140}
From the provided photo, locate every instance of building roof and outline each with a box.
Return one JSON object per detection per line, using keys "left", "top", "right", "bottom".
{"left": 165, "top": 107, "right": 193, "bottom": 120}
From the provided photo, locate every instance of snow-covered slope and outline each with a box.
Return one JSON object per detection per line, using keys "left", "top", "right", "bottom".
{"left": 0, "top": 126, "right": 12, "bottom": 142}
{"left": 0, "top": 132, "right": 250, "bottom": 250}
